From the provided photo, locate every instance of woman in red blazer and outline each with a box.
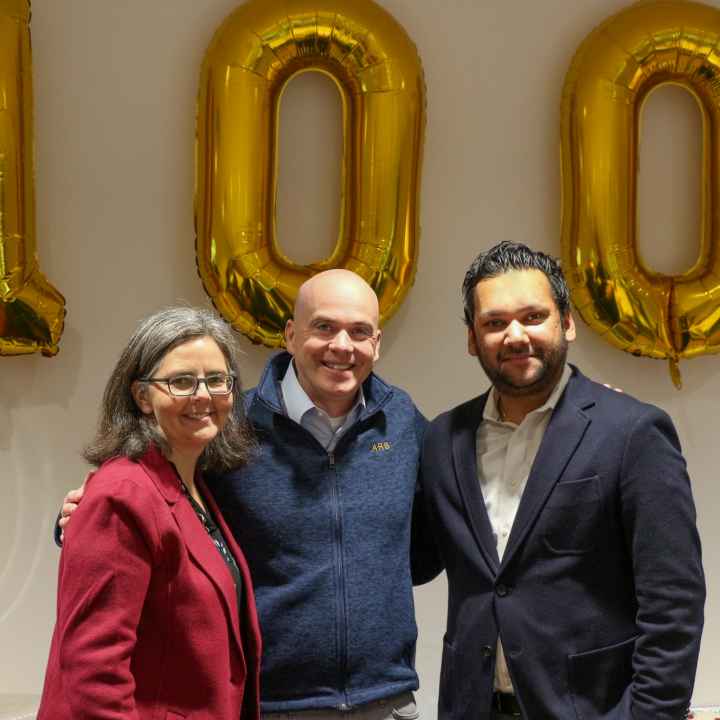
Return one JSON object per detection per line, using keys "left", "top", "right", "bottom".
{"left": 38, "top": 307, "right": 262, "bottom": 720}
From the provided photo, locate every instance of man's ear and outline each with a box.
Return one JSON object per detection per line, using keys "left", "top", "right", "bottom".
{"left": 131, "top": 381, "right": 152, "bottom": 414}
{"left": 467, "top": 326, "right": 479, "bottom": 357}
{"left": 563, "top": 311, "right": 576, "bottom": 343}
{"left": 373, "top": 329, "right": 382, "bottom": 362}
{"left": 285, "top": 318, "right": 296, "bottom": 355}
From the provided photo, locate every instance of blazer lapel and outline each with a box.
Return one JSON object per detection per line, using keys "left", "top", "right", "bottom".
{"left": 452, "top": 395, "right": 500, "bottom": 572}
{"left": 171, "top": 497, "right": 246, "bottom": 657}
{"left": 199, "top": 476, "right": 262, "bottom": 665}
{"left": 500, "top": 370, "right": 593, "bottom": 570}
{"left": 139, "top": 448, "right": 245, "bottom": 658}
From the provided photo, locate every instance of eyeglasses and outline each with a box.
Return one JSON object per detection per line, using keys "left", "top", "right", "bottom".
{"left": 141, "top": 373, "right": 235, "bottom": 397}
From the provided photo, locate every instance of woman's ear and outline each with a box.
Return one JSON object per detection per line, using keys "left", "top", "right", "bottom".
{"left": 131, "top": 381, "right": 152, "bottom": 414}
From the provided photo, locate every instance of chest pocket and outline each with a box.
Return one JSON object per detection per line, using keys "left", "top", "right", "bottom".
{"left": 542, "top": 475, "right": 601, "bottom": 555}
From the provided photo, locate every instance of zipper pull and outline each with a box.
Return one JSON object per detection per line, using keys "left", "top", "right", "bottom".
{"left": 328, "top": 452, "right": 335, "bottom": 467}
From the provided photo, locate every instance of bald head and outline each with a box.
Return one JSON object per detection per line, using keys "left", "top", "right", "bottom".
{"left": 294, "top": 269, "right": 379, "bottom": 326}
{"left": 285, "top": 269, "right": 382, "bottom": 417}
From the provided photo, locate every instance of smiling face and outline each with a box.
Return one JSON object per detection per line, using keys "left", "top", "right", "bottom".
{"left": 468, "top": 269, "right": 575, "bottom": 417}
{"left": 285, "top": 270, "right": 381, "bottom": 417}
{"left": 132, "top": 336, "right": 233, "bottom": 462}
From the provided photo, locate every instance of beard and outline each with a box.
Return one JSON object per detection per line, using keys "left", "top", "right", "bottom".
{"left": 476, "top": 337, "right": 569, "bottom": 399}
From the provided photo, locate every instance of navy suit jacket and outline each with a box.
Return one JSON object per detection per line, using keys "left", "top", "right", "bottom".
{"left": 418, "top": 366, "right": 705, "bottom": 720}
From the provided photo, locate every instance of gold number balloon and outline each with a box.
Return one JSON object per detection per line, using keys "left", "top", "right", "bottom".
{"left": 0, "top": 0, "right": 65, "bottom": 357}
{"left": 560, "top": 0, "right": 720, "bottom": 387}
{"left": 195, "top": 0, "right": 425, "bottom": 347}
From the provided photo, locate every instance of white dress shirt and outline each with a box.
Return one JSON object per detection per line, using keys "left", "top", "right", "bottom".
{"left": 476, "top": 364, "right": 572, "bottom": 693}
{"left": 280, "top": 360, "right": 365, "bottom": 451}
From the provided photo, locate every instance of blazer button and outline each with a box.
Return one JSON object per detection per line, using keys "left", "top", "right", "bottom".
{"left": 481, "top": 645, "right": 494, "bottom": 657}
{"left": 496, "top": 583, "right": 510, "bottom": 597}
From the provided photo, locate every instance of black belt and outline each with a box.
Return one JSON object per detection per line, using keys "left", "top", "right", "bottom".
{"left": 491, "top": 692, "right": 522, "bottom": 716}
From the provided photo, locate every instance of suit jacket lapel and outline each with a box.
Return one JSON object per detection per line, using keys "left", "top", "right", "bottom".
{"left": 500, "top": 369, "right": 593, "bottom": 570}
{"left": 452, "top": 394, "right": 500, "bottom": 572}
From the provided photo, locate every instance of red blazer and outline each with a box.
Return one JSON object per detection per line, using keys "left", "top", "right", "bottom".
{"left": 38, "top": 446, "right": 262, "bottom": 720}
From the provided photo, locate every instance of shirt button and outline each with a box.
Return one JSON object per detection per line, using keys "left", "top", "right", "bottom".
{"left": 481, "top": 645, "right": 494, "bottom": 657}
{"left": 496, "top": 583, "right": 510, "bottom": 597}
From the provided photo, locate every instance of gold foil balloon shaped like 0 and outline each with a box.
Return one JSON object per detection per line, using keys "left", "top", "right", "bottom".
{"left": 195, "top": 0, "right": 425, "bottom": 347}
{"left": 560, "top": 0, "right": 720, "bottom": 388}
{"left": 0, "top": 0, "right": 66, "bottom": 357}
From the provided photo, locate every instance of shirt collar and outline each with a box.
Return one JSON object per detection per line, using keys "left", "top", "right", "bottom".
{"left": 483, "top": 363, "right": 572, "bottom": 425}
{"left": 280, "top": 358, "right": 365, "bottom": 424}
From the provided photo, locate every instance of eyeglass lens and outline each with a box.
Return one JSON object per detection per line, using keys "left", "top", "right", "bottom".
{"left": 167, "top": 374, "right": 233, "bottom": 396}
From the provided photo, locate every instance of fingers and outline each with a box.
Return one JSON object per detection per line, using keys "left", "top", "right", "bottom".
{"left": 64, "top": 488, "right": 83, "bottom": 505}
{"left": 602, "top": 383, "right": 624, "bottom": 393}
{"left": 59, "top": 472, "right": 92, "bottom": 531}
{"left": 58, "top": 495, "right": 80, "bottom": 526}
{"left": 62, "top": 472, "right": 91, "bottom": 507}
{"left": 58, "top": 503, "right": 76, "bottom": 528}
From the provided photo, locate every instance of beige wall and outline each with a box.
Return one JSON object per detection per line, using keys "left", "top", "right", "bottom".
{"left": 1, "top": 0, "right": 717, "bottom": 713}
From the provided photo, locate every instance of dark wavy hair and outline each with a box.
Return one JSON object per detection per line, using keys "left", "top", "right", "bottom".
{"left": 462, "top": 241, "right": 571, "bottom": 326}
{"left": 83, "top": 306, "right": 254, "bottom": 473}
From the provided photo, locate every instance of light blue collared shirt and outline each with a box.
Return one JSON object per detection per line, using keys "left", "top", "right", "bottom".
{"left": 280, "top": 359, "right": 365, "bottom": 452}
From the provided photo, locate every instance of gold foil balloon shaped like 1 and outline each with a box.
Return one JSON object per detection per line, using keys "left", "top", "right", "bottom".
{"left": 195, "top": 0, "right": 425, "bottom": 347}
{"left": 0, "top": 0, "right": 66, "bottom": 357}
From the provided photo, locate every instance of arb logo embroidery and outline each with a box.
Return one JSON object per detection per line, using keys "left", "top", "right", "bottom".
{"left": 371, "top": 442, "right": 392, "bottom": 453}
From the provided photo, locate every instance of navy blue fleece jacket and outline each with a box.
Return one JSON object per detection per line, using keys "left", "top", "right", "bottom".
{"left": 206, "top": 352, "right": 435, "bottom": 712}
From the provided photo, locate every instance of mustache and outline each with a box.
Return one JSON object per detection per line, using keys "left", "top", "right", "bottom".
{"left": 498, "top": 347, "right": 541, "bottom": 360}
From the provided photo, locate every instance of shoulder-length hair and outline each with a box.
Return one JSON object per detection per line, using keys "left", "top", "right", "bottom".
{"left": 83, "top": 306, "right": 254, "bottom": 474}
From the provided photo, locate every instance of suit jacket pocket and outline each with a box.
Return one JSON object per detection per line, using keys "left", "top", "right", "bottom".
{"left": 542, "top": 475, "right": 600, "bottom": 555}
{"left": 568, "top": 635, "right": 636, "bottom": 719}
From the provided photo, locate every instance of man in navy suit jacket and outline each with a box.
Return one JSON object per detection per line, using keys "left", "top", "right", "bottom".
{"left": 417, "top": 242, "right": 705, "bottom": 719}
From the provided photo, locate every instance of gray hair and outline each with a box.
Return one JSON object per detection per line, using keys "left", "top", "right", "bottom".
{"left": 83, "top": 306, "right": 254, "bottom": 473}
